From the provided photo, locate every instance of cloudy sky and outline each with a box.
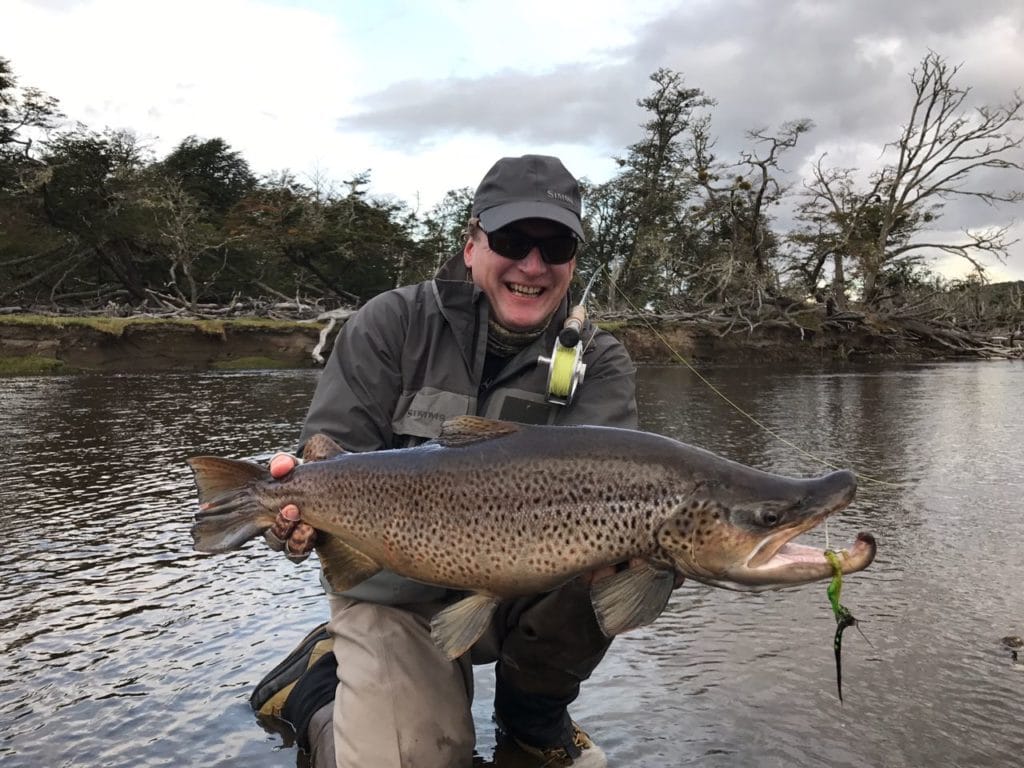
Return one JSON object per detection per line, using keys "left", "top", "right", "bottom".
{"left": 4, "top": 0, "right": 1023, "bottom": 280}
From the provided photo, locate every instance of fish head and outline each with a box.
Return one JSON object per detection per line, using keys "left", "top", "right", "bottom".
{"left": 657, "top": 467, "right": 875, "bottom": 591}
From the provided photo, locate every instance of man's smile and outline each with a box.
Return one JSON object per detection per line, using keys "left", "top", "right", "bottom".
{"left": 507, "top": 283, "right": 544, "bottom": 297}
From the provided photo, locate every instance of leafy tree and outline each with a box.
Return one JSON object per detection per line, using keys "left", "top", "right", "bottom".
{"left": 161, "top": 136, "right": 256, "bottom": 215}
{"left": 598, "top": 70, "right": 712, "bottom": 311}
{"left": 0, "top": 58, "right": 68, "bottom": 303}
{"left": 417, "top": 186, "right": 473, "bottom": 280}
{"left": 0, "top": 57, "right": 63, "bottom": 188}
{"left": 584, "top": 69, "right": 714, "bottom": 310}
{"left": 227, "top": 171, "right": 422, "bottom": 304}
{"left": 15, "top": 128, "right": 165, "bottom": 303}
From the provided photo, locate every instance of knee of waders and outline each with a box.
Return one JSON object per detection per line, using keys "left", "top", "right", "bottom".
{"left": 250, "top": 622, "right": 338, "bottom": 752}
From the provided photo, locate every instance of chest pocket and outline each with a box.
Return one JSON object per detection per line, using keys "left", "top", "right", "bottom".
{"left": 393, "top": 386, "right": 558, "bottom": 449}
{"left": 391, "top": 387, "right": 477, "bottom": 443}
{"left": 481, "top": 387, "right": 558, "bottom": 425}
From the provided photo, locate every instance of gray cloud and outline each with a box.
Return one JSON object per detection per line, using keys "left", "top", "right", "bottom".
{"left": 340, "top": 0, "right": 1023, "bottom": 161}
{"left": 338, "top": 64, "right": 640, "bottom": 151}
{"left": 339, "top": 0, "right": 1023, "bottom": 273}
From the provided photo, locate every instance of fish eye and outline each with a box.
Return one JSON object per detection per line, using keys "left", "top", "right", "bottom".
{"left": 757, "top": 509, "right": 780, "bottom": 527}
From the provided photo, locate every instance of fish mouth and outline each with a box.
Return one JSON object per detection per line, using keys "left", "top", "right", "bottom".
{"left": 742, "top": 531, "right": 877, "bottom": 585}
{"left": 724, "top": 476, "right": 876, "bottom": 588}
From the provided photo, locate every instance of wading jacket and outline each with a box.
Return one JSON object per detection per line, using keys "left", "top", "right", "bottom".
{"left": 298, "top": 255, "right": 638, "bottom": 604}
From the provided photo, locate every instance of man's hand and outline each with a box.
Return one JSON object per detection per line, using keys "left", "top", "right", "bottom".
{"left": 263, "top": 453, "right": 319, "bottom": 562}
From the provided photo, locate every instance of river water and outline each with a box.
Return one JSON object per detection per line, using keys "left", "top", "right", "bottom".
{"left": 1, "top": 362, "right": 1021, "bottom": 767}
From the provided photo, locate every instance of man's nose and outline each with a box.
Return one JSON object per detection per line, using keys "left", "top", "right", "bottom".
{"left": 518, "top": 246, "right": 546, "bottom": 274}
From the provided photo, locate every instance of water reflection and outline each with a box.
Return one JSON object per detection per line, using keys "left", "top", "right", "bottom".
{"left": 1, "top": 363, "right": 1022, "bottom": 767}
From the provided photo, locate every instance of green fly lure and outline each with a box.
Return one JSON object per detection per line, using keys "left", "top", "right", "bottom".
{"left": 824, "top": 549, "right": 868, "bottom": 703}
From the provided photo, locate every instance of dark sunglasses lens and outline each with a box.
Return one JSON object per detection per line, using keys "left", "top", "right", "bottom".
{"left": 487, "top": 230, "right": 578, "bottom": 264}
{"left": 540, "top": 236, "right": 578, "bottom": 264}
{"left": 487, "top": 230, "right": 532, "bottom": 260}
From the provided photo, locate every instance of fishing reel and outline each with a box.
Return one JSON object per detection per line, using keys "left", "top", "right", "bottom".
{"left": 539, "top": 305, "right": 587, "bottom": 406}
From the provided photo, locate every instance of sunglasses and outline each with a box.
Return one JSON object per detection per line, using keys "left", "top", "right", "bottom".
{"left": 483, "top": 227, "right": 580, "bottom": 265}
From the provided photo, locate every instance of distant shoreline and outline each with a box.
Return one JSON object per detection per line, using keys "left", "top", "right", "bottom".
{"left": 0, "top": 314, "right": 325, "bottom": 375}
{"left": 3, "top": 311, "right": 1017, "bottom": 376}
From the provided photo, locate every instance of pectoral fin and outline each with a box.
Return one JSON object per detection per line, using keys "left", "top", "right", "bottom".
{"left": 590, "top": 561, "right": 675, "bottom": 636}
{"left": 429, "top": 593, "right": 500, "bottom": 660}
{"left": 316, "top": 535, "right": 381, "bottom": 592}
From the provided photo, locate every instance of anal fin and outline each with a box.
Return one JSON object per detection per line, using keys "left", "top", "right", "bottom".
{"left": 590, "top": 561, "right": 675, "bottom": 636}
{"left": 429, "top": 593, "right": 500, "bottom": 660}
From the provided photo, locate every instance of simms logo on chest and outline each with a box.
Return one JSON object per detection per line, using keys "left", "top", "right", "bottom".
{"left": 407, "top": 408, "right": 449, "bottom": 423}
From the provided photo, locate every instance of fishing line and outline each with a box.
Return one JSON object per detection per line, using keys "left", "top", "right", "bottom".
{"left": 601, "top": 268, "right": 898, "bottom": 488}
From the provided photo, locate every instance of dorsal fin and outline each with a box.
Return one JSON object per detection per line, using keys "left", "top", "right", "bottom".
{"left": 436, "top": 416, "right": 520, "bottom": 448}
{"left": 302, "top": 433, "right": 347, "bottom": 462}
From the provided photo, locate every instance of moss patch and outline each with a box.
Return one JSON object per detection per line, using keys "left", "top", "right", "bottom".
{"left": 593, "top": 319, "right": 629, "bottom": 332}
{"left": 0, "top": 356, "right": 67, "bottom": 375}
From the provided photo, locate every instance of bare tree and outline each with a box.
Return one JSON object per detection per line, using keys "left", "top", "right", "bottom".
{"left": 797, "top": 51, "right": 1023, "bottom": 306}
{"left": 153, "top": 176, "right": 235, "bottom": 311}
{"left": 690, "top": 118, "right": 813, "bottom": 303}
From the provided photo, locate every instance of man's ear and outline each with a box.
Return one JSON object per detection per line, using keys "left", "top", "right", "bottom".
{"left": 463, "top": 236, "right": 475, "bottom": 269}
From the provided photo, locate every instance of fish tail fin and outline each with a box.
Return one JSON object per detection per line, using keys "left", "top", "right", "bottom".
{"left": 188, "top": 456, "right": 274, "bottom": 553}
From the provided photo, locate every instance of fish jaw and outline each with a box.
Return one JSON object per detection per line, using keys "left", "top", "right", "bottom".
{"left": 718, "top": 531, "right": 877, "bottom": 591}
{"left": 658, "top": 468, "right": 874, "bottom": 591}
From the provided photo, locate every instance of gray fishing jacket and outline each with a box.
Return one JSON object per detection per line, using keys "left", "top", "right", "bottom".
{"left": 298, "top": 255, "right": 638, "bottom": 603}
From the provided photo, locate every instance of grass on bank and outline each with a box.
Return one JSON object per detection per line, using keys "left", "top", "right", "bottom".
{"left": 0, "top": 356, "right": 66, "bottom": 375}
{"left": 0, "top": 314, "right": 308, "bottom": 337}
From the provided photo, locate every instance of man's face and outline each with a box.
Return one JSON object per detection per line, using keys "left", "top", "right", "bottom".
{"left": 463, "top": 218, "right": 576, "bottom": 331}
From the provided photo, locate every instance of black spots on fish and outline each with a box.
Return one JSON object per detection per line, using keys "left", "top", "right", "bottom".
{"left": 525, "top": 552, "right": 559, "bottom": 574}
{"left": 525, "top": 555, "right": 555, "bottom": 574}
{"left": 599, "top": 489, "right": 634, "bottom": 506}
{"left": 672, "top": 498, "right": 704, "bottom": 534}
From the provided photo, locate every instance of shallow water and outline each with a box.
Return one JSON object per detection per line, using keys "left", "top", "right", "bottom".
{"left": 1, "top": 362, "right": 1021, "bottom": 767}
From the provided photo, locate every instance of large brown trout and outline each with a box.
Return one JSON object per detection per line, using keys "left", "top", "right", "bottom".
{"left": 189, "top": 416, "right": 875, "bottom": 659}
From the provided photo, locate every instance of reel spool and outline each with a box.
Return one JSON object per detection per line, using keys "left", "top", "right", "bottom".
{"left": 539, "top": 305, "right": 587, "bottom": 406}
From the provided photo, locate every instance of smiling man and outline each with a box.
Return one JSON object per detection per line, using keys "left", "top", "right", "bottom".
{"left": 466, "top": 215, "right": 577, "bottom": 331}
{"left": 250, "top": 155, "right": 640, "bottom": 768}
{"left": 466, "top": 154, "right": 583, "bottom": 332}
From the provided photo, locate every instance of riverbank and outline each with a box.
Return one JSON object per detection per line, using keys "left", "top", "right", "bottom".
{"left": 3, "top": 310, "right": 1017, "bottom": 375}
{"left": 0, "top": 315, "right": 322, "bottom": 375}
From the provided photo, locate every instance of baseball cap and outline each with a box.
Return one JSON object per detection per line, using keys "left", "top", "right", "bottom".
{"left": 471, "top": 155, "right": 584, "bottom": 239}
